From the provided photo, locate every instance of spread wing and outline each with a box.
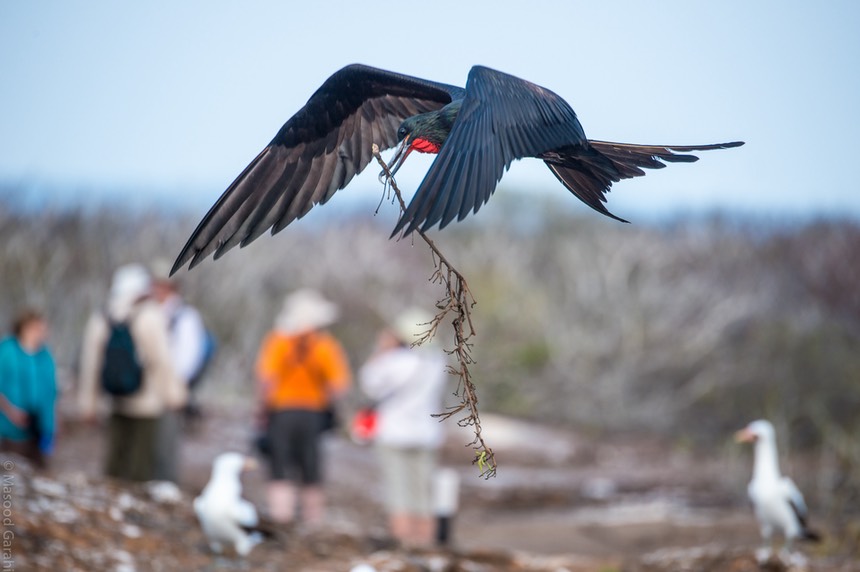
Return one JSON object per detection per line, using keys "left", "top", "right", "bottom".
{"left": 172, "top": 64, "right": 464, "bottom": 273}
{"left": 392, "top": 65, "right": 588, "bottom": 236}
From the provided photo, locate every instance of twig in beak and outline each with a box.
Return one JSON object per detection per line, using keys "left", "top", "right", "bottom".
{"left": 379, "top": 137, "right": 412, "bottom": 183}
{"left": 372, "top": 143, "right": 495, "bottom": 479}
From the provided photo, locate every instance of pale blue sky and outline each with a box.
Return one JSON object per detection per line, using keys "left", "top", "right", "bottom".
{"left": 1, "top": 1, "right": 859, "bottom": 220}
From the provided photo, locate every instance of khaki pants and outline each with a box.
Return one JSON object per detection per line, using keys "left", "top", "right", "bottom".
{"left": 154, "top": 409, "right": 180, "bottom": 483}
{"left": 376, "top": 444, "right": 437, "bottom": 516}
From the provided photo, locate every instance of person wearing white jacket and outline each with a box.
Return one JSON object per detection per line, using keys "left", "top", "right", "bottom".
{"left": 359, "top": 308, "right": 447, "bottom": 547}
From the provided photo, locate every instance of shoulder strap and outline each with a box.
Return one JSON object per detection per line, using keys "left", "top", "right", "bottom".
{"left": 283, "top": 332, "right": 326, "bottom": 389}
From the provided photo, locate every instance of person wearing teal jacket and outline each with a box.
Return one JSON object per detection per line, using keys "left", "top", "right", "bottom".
{"left": 0, "top": 310, "right": 57, "bottom": 467}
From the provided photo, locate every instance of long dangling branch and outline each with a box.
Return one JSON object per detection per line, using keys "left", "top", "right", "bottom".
{"left": 372, "top": 144, "right": 496, "bottom": 478}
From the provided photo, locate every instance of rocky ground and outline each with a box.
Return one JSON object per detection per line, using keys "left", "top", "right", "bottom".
{"left": 4, "top": 402, "right": 858, "bottom": 571}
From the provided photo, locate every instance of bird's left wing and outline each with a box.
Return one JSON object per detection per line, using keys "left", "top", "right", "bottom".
{"left": 172, "top": 64, "right": 463, "bottom": 273}
{"left": 781, "top": 476, "right": 809, "bottom": 522}
{"left": 392, "top": 66, "right": 588, "bottom": 235}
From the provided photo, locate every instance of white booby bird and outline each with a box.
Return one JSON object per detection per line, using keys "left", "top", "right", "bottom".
{"left": 194, "top": 452, "right": 266, "bottom": 556}
{"left": 735, "top": 419, "right": 820, "bottom": 562}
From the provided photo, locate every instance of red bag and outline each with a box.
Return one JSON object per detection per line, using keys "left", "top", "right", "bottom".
{"left": 350, "top": 408, "right": 378, "bottom": 445}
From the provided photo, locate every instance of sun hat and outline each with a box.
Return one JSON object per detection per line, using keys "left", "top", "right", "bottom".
{"left": 108, "top": 263, "right": 152, "bottom": 318}
{"left": 275, "top": 289, "right": 339, "bottom": 334}
{"left": 111, "top": 264, "right": 151, "bottom": 299}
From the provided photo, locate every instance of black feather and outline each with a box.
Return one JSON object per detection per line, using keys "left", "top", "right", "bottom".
{"left": 787, "top": 498, "right": 822, "bottom": 543}
{"left": 393, "top": 65, "right": 588, "bottom": 236}
{"left": 172, "top": 64, "right": 462, "bottom": 274}
{"left": 540, "top": 140, "right": 744, "bottom": 223}
{"left": 173, "top": 63, "right": 744, "bottom": 270}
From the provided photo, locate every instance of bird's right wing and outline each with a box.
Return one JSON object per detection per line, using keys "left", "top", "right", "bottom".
{"left": 172, "top": 64, "right": 463, "bottom": 273}
{"left": 393, "top": 65, "right": 588, "bottom": 235}
{"left": 231, "top": 499, "right": 259, "bottom": 528}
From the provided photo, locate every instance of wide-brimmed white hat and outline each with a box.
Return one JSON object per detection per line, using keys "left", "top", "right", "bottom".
{"left": 392, "top": 307, "right": 434, "bottom": 345}
{"left": 110, "top": 264, "right": 151, "bottom": 301}
{"left": 108, "top": 264, "right": 152, "bottom": 318}
{"left": 275, "top": 289, "right": 339, "bottom": 334}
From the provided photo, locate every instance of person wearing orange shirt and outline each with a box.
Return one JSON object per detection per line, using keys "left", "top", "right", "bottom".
{"left": 255, "top": 289, "right": 351, "bottom": 526}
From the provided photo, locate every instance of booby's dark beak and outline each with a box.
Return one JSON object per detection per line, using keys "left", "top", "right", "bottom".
{"left": 734, "top": 428, "right": 757, "bottom": 443}
{"left": 379, "top": 136, "right": 412, "bottom": 182}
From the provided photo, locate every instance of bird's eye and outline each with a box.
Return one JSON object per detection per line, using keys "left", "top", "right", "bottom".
{"left": 397, "top": 126, "right": 407, "bottom": 139}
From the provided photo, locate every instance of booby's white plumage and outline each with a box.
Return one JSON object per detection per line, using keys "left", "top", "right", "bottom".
{"left": 194, "top": 452, "right": 263, "bottom": 556}
{"left": 736, "top": 419, "right": 819, "bottom": 562}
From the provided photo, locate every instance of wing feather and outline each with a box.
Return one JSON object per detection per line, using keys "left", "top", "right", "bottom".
{"left": 231, "top": 499, "right": 259, "bottom": 528}
{"left": 781, "top": 476, "right": 808, "bottom": 522}
{"left": 172, "top": 64, "right": 463, "bottom": 273}
{"left": 393, "top": 66, "right": 587, "bottom": 235}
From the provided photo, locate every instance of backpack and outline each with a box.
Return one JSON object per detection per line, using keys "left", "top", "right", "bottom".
{"left": 101, "top": 320, "right": 143, "bottom": 396}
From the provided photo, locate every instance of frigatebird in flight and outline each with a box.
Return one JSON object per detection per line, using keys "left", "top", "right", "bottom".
{"left": 172, "top": 64, "right": 743, "bottom": 273}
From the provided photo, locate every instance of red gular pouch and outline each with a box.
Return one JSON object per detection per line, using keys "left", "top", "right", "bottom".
{"left": 410, "top": 138, "right": 441, "bottom": 154}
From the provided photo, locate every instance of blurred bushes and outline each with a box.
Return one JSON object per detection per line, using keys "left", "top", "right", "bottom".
{"left": 1, "top": 192, "right": 859, "bottom": 503}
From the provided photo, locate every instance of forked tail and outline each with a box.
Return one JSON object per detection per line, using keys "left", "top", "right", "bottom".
{"left": 540, "top": 140, "right": 744, "bottom": 222}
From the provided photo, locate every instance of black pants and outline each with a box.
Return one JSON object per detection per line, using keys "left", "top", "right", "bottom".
{"left": 267, "top": 409, "right": 323, "bottom": 484}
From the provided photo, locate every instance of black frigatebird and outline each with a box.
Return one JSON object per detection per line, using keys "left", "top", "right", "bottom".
{"left": 171, "top": 64, "right": 743, "bottom": 273}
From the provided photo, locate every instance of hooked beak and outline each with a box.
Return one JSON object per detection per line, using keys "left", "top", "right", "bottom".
{"left": 734, "top": 428, "right": 757, "bottom": 444}
{"left": 379, "top": 136, "right": 412, "bottom": 182}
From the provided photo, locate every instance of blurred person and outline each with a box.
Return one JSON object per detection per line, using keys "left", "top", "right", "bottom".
{"left": 150, "top": 259, "right": 213, "bottom": 422}
{"left": 149, "top": 260, "right": 212, "bottom": 480}
{"left": 359, "top": 308, "right": 447, "bottom": 547}
{"left": 0, "top": 309, "right": 58, "bottom": 468}
{"left": 255, "top": 289, "right": 351, "bottom": 526}
{"left": 78, "top": 264, "right": 187, "bottom": 482}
